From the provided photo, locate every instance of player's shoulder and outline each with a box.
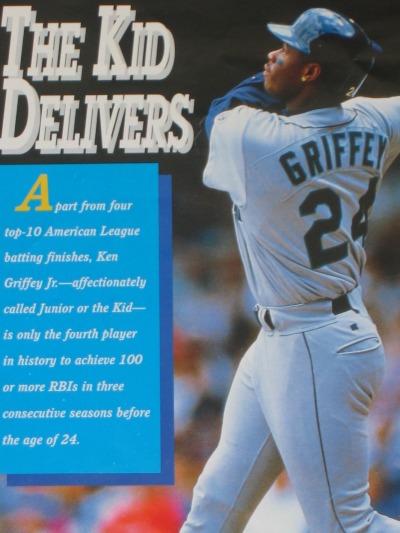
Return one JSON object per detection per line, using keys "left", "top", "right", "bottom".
{"left": 343, "top": 96, "right": 400, "bottom": 136}
{"left": 212, "top": 105, "right": 279, "bottom": 141}
{"left": 215, "top": 104, "right": 271, "bottom": 123}
{"left": 343, "top": 95, "right": 400, "bottom": 128}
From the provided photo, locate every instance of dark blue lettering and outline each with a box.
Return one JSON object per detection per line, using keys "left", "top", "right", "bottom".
{"left": 302, "top": 141, "right": 323, "bottom": 177}
{"left": 279, "top": 151, "right": 307, "bottom": 185}
{"left": 321, "top": 135, "right": 333, "bottom": 171}
{"left": 349, "top": 131, "right": 363, "bottom": 166}
{"left": 362, "top": 132, "right": 375, "bottom": 167}
{"left": 332, "top": 132, "right": 346, "bottom": 167}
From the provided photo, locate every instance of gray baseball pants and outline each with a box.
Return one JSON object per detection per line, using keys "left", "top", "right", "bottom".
{"left": 180, "top": 294, "right": 400, "bottom": 532}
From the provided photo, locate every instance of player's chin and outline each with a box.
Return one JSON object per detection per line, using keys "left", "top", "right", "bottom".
{"left": 263, "top": 72, "right": 278, "bottom": 95}
{"left": 264, "top": 80, "right": 278, "bottom": 97}
{"left": 263, "top": 75, "right": 272, "bottom": 93}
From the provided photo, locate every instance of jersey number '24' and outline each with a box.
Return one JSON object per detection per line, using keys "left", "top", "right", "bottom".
{"left": 299, "top": 177, "right": 379, "bottom": 269}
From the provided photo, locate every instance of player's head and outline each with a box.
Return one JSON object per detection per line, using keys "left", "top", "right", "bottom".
{"left": 266, "top": 8, "right": 382, "bottom": 100}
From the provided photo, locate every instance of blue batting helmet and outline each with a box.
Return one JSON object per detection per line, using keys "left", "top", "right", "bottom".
{"left": 266, "top": 8, "right": 382, "bottom": 98}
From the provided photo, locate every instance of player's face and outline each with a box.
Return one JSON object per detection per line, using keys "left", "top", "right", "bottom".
{"left": 263, "top": 43, "right": 308, "bottom": 101}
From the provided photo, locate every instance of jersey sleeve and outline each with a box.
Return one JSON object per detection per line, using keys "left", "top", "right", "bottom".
{"left": 204, "top": 73, "right": 281, "bottom": 139}
{"left": 203, "top": 106, "right": 257, "bottom": 207}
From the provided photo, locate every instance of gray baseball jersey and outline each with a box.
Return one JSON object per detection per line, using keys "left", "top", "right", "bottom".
{"left": 181, "top": 96, "right": 400, "bottom": 533}
{"left": 204, "top": 97, "right": 400, "bottom": 307}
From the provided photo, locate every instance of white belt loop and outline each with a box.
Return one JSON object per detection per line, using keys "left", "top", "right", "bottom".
{"left": 254, "top": 304, "right": 274, "bottom": 332}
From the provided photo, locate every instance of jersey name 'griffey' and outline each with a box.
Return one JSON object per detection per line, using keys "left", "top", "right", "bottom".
{"left": 204, "top": 97, "right": 400, "bottom": 307}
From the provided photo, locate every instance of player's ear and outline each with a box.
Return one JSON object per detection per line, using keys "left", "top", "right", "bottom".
{"left": 301, "top": 63, "right": 321, "bottom": 83}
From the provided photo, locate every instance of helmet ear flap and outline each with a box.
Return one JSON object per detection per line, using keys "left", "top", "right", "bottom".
{"left": 308, "top": 36, "right": 378, "bottom": 99}
{"left": 333, "top": 55, "right": 376, "bottom": 99}
{"left": 346, "top": 56, "right": 375, "bottom": 98}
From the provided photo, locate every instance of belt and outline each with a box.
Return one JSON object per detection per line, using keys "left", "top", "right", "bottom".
{"left": 254, "top": 293, "right": 354, "bottom": 332}
{"left": 331, "top": 293, "right": 352, "bottom": 315}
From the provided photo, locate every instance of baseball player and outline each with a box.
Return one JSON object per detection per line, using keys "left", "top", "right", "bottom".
{"left": 180, "top": 8, "right": 400, "bottom": 533}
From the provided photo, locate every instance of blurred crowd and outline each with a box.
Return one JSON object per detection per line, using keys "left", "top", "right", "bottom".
{"left": 1, "top": 165, "right": 400, "bottom": 532}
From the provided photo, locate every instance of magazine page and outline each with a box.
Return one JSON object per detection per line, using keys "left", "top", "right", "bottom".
{"left": 0, "top": 0, "right": 399, "bottom": 531}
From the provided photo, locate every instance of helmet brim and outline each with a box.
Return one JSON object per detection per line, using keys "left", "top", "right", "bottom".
{"left": 266, "top": 23, "right": 311, "bottom": 54}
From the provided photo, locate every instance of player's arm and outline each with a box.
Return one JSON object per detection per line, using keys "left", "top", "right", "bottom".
{"left": 203, "top": 72, "right": 281, "bottom": 138}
